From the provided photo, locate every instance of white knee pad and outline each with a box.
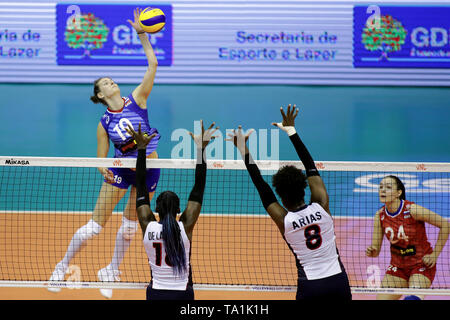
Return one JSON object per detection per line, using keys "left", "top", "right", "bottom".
{"left": 77, "top": 219, "right": 102, "bottom": 242}
{"left": 121, "top": 216, "right": 138, "bottom": 241}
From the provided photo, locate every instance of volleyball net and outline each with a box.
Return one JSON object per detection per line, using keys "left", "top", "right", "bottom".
{"left": 0, "top": 156, "right": 449, "bottom": 296}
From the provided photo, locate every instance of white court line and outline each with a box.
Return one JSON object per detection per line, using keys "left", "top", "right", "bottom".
{"left": 0, "top": 281, "right": 449, "bottom": 295}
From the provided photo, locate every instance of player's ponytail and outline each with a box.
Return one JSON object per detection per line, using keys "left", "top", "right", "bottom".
{"left": 386, "top": 175, "right": 406, "bottom": 200}
{"left": 156, "top": 191, "right": 187, "bottom": 275}
{"left": 90, "top": 77, "right": 109, "bottom": 106}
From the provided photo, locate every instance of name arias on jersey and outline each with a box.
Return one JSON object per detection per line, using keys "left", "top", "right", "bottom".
{"left": 292, "top": 211, "right": 322, "bottom": 230}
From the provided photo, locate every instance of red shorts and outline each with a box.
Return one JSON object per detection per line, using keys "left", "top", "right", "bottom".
{"left": 386, "top": 263, "right": 436, "bottom": 284}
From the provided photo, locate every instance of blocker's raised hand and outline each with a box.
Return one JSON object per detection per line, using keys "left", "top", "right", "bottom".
{"left": 126, "top": 123, "right": 156, "bottom": 149}
{"left": 272, "top": 104, "right": 299, "bottom": 136}
{"left": 188, "top": 120, "right": 219, "bottom": 149}
{"left": 127, "top": 7, "right": 145, "bottom": 33}
{"left": 225, "top": 125, "right": 255, "bottom": 155}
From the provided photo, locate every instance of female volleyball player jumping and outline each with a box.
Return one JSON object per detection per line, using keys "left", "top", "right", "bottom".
{"left": 49, "top": 8, "right": 160, "bottom": 298}
{"left": 126, "top": 121, "right": 217, "bottom": 300}
{"left": 366, "top": 175, "right": 450, "bottom": 300}
{"left": 227, "top": 105, "right": 352, "bottom": 300}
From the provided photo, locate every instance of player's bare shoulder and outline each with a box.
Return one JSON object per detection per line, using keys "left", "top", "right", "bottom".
{"left": 374, "top": 207, "right": 384, "bottom": 220}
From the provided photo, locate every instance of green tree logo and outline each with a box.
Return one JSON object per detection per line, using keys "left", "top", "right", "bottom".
{"left": 362, "top": 14, "right": 407, "bottom": 60}
{"left": 64, "top": 13, "right": 109, "bottom": 57}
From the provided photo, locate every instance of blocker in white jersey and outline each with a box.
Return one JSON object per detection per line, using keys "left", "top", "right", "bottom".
{"left": 284, "top": 202, "right": 343, "bottom": 281}
{"left": 143, "top": 221, "right": 192, "bottom": 290}
{"left": 128, "top": 120, "right": 218, "bottom": 300}
{"left": 228, "top": 105, "right": 351, "bottom": 300}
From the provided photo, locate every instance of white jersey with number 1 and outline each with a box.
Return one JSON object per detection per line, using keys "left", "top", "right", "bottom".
{"left": 143, "top": 221, "right": 191, "bottom": 290}
{"left": 283, "top": 202, "right": 344, "bottom": 280}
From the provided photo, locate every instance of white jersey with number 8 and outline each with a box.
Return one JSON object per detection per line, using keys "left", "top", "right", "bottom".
{"left": 284, "top": 202, "right": 343, "bottom": 280}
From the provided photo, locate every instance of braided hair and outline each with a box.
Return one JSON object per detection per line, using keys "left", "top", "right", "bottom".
{"left": 155, "top": 191, "right": 187, "bottom": 275}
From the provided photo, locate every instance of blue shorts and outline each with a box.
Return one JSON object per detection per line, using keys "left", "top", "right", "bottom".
{"left": 106, "top": 167, "right": 160, "bottom": 192}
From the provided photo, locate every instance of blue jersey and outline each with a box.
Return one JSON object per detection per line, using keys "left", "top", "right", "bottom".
{"left": 100, "top": 94, "right": 160, "bottom": 158}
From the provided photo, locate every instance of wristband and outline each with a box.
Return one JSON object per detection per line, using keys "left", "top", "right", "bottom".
{"left": 285, "top": 126, "right": 297, "bottom": 136}
{"left": 274, "top": 123, "right": 296, "bottom": 136}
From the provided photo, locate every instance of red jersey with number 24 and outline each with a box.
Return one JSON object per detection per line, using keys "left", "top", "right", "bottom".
{"left": 379, "top": 200, "right": 432, "bottom": 268}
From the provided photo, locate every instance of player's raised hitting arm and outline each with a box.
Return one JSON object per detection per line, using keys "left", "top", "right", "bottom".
{"left": 125, "top": 123, "right": 158, "bottom": 236}
{"left": 179, "top": 121, "right": 219, "bottom": 241}
{"left": 127, "top": 7, "right": 158, "bottom": 109}
{"left": 272, "top": 104, "right": 330, "bottom": 213}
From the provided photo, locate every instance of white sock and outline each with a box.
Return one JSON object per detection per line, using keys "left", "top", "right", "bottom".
{"left": 60, "top": 219, "right": 102, "bottom": 269}
{"left": 109, "top": 216, "right": 138, "bottom": 271}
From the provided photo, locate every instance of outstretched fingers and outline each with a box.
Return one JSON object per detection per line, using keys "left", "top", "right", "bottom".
{"left": 242, "top": 127, "right": 255, "bottom": 139}
{"left": 207, "top": 121, "right": 215, "bottom": 131}
{"left": 277, "top": 104, "right": 300, "bottom": 128}
{"left": 205, "top": 122, "right": 219, "bottom": 139}
{"left": 189, "top": 120, "right": 220, "bottom": 148}
{"left": 271, "top": 122, "right": 281, "bottom": 128}
{"left": 135, "top": 7, "right": 140, "bottom": 21}
{"left": 293, "top": 106, "right": 299, "bottom": 119}
{"left": 225, "top": 126, "right": 254, "bottom": 142}
{"left": 128, "top": 7, "right": 141, "bottom": 26}
{"left": 125, "top": 124, "right": 137, "bottom": 137}
{"left": 224, "top": 130, "right": 235, "bottom": 142}
{"left": 125, "top": 123, "right": 142, "bottom": 137}
{"left": 287, "top": 104, "right": 298, "bottom": 119}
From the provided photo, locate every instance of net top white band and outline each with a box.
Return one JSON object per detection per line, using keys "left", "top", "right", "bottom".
{"left": 1, "top": 156, "right": 449, "bottom": 172}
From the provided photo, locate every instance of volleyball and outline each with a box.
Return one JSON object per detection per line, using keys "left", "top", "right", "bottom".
{"left": 139, "top": 7, "right": 166, "bottom": 33}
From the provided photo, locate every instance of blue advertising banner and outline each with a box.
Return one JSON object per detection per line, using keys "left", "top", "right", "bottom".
{"left": 353, "top": 6, "right": 450, "bottom": 68}
{"left": 56, "top": 3, "right": 172, "bottom": 66}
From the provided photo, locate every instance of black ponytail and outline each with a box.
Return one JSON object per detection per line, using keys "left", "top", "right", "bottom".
{"left": 156, "top": 191, "right": 187, "bottom": 275}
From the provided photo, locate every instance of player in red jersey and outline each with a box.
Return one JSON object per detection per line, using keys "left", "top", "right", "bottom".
{"left": 366, "top": 175, "right": 450, "bottom": 300}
